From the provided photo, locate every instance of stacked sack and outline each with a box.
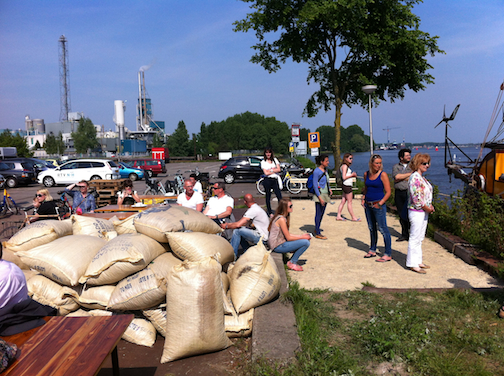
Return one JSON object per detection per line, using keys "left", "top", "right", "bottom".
{"left": 3, "top": 204, "right": 282, "bottom": 362}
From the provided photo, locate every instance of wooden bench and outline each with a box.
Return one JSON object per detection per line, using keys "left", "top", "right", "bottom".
{"left": 289, "top": 177, "right": 357, "bottom": 193}
{"left": 1, "top": 315, "right": 133, "bottom": 376}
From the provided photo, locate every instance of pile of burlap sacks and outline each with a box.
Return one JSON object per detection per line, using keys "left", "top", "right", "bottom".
{"left": 2, "top": 205, "right": 281, "bottom": 362}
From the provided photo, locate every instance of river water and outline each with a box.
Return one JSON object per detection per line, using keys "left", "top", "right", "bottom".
{"left": 307, "top": 147, "right": 489, "bottom": 196}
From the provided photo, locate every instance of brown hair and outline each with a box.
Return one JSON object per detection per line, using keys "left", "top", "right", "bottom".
{"left": 123, "top": 179, "right": 134, "bottom": 189}
{"left": 263, "top": 147, "right": 275, "bottom": 162}
{"left": 268, "top": 198, "right": 291, "bottom": 231}
{"left": 342, "top": 153, "right": 353, "bottom": 166}
{"left": 409, "top": 153, "right": 431, "bottom": 171}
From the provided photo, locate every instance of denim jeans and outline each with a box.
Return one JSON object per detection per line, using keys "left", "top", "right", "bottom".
{"left": 230, "top": 227, "right": 262, "bottom": 258}
{"left": 314, "top": 202, "right": 327, "bottom": 235}
{"left": 364, "top": 204, "right": 392, "bottom": 257}
{"left": 263, "top": 177, "right": 282, "bottom": 215}
{"left": 273, "top": 239, "right": 310, "bottom": 264}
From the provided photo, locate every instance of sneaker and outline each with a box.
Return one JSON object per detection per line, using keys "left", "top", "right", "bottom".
{"left": 287, "top": 261, "right": 303, "bottom": 271}
{"left": 314, "top": 234, "right": 327, "bottom": 240}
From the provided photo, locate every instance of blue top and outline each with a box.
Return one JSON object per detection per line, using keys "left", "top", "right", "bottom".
{"left": 65, "top": 189, "right": 96, "bottom": 213}
{"left": 313, "top": 167, "right": 328, "bottom": 197}
{"left": 365, "top": 171, "right": 385, "bottom": 202}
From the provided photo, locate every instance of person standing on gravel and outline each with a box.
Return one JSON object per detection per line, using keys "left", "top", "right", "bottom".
{"left": 392, "top": 148, "right": 412, "bottom": 242}
{"left": 361, "top": 155, "right": 393, "bottom": 262}
{"left": 406, "top": 153, "right": 434, "bottom": 274}
{"left": 312, "top": 154, "right": 332, "bottom": 239}
{"left": 260, "top": 147, "right": 282, "bottom": 216}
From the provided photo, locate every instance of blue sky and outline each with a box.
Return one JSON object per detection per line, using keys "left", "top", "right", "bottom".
{"left": 1, "top": 0, "right": 503, "bottom": 145}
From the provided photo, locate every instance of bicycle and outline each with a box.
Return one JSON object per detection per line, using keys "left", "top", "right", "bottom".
{"left": 0, "top": 188, "right": 20, "bottom": 217}
{"left": 144, "top": 175, "right": 169, "bottom": 195}
{"left": 256, "top": 169, "right": 303, "bottom": 195}
{"left": 164, "top": 170, "right": 185, "bottom": 195}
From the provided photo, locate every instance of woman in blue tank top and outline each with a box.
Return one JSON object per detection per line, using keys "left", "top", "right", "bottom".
{"left": 361, "top": 154, "right": 392, "bottom": 261}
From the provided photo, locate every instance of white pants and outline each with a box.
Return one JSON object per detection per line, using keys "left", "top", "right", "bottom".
{"left": 406, "top": 210, "right": 429, "bottom": 268}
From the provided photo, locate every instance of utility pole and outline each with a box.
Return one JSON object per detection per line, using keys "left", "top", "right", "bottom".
{"left": 59, "top": 35, "right": 71, "bottom": 121}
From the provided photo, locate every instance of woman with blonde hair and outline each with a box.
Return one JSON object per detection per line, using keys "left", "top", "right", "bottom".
{"left": 32, "top": 188, "right": 57, "bottom": 221}
{"left": 336, "top": 153, "right": 360, "bottom": 221}
{"left": 361, "top": 154, "right": 392, "bottom": 262}
{"left": 406, "top": 153, "right": 434, "bottom": 274}
{"left": 268, "top": 198, "right": 311, "bottom": 271}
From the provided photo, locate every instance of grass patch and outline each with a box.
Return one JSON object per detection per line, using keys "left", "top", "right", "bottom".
{"left": 245, "top": 283, "right": 504, "bottom": 375}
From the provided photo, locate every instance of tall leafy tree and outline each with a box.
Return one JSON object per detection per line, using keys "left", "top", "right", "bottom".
{"left": 56, "top": 132, "right": 65, "bottom": 155}
{"left": 0, "top": 129, "right": 32, "bottom": 157}
{"left": 72, "top": 117, "right": 98, "bottom": 154}
{"left": 234, "top": 0, "right": 443, "bottom": 169}
{"left": 167, "top": 120, "right": 191, "bottom": 156}
{"left": 44, "top": 132, "right": 58, "bottom": 154}
{"left": 152, "top": 133, "right": 164, "bottom": 148}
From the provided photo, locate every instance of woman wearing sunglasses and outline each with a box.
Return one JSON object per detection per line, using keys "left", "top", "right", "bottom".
{"left": 406, "top": 153, "right": 434, "bottom": 274}
{"left": 268, "top": 198, "right": 311, "bottom": 271}
{"left": 31, "top": 189, "right": 58, "bottom": 221}
{"left": 361, "top": 154, "right": 393, "bottom": 262}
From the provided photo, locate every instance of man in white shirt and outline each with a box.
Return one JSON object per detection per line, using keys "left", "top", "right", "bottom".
{"left": 189, "top": 174, "right": 203, "bottom": 194}
{"left": 203, "top": 182, "right": 234, "bottom": 224}
{"left": 0, "top": 245, "right": 29, "bottom": 317}
{"left": 221, "top": 194, "right": 269, "bottom": 259}
{"left": 177, "top": 179, "right": 204, "bottom": 211}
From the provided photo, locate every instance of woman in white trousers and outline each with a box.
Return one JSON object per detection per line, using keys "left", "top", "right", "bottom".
{"left": 406, "top": 153, "right": 434, "bottom": 274}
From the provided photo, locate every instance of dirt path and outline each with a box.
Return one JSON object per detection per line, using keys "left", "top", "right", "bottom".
{"left": 287, "top": 197, "right": 503, "bottom": 291}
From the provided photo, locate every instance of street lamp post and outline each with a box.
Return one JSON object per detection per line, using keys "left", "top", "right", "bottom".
{"left": 362, "top": 85, "right": 377, "bottom": 156}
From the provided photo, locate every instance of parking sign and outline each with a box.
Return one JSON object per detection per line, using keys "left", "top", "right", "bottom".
{"left": 308, "top": 132, "right": 320, "bottom": 148}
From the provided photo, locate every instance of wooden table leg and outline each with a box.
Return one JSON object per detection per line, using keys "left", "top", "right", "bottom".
{"left": 112, "top": 346, "right": 120, "bottom": 376}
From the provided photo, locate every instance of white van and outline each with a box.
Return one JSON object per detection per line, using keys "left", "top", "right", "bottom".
{"left": 38, "top": 159, "right": 120, "bottom": 187}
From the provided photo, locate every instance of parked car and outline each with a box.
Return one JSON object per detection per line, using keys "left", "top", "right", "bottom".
{"left": 46, "top": 158, "right": 62, "bottom": 167}
{"left": 0, "top": 158, "right": 38, "bottom": 188}
{"left": 38, "top": 159, "right": 120, "bottom": 187}
{"left": 0, "top": 174, "right": 5, "bottom": 188}
{"left": 118, "top": 161, "right": 145, "bottom": 181}
{"left": 29, "top": 158, "right": 56, "bottom": 174}
{"left": 130, "top": 159, "right": 166, "bottom": 177}
{"left": 217, "top": 156, "right": 263, "bottom": 184}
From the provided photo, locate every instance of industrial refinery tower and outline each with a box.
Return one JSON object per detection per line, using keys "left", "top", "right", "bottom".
{"left": 136, "top": 68, "right": 164, "bottom": 133}
{"left": 59, "top": 35, "right": 71, "bottom": 121}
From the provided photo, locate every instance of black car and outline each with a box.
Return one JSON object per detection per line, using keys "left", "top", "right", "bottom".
{"left": 218, "top": 156, "right": 264, "bottom": 184}
{"left": 0, "top": 158, "right": 38, "bottom": 188}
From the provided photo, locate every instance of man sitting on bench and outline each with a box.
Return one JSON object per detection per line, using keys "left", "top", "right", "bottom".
{"left": 203, "top": 182, "right": 234, "bottom": 224}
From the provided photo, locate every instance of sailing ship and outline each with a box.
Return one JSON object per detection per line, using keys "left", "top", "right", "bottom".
{"left": 439, "top": 81, "right": 504, "bottom": 198}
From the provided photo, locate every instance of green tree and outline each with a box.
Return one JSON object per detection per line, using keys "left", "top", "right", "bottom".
{"left": 315, "top": 125, "right": 335, "bottom": 151}
{"left": 167, "top": 121, "right": 191, "bottom": 156}
{"left": 44, "top": 132, "right": 57, "bottom": 154}
{"left": 72, "top": 117, "right": 98, "bottom": 154}
{"left": 234, "top": 0, "right": 443, "bottom": 170}
{"left": 56, "top": 132, "right": 65, "bottom": 155}
{"left": 299, "top": 127, "right": 310, "bottom": 142}
{"left": 0, "top": 129, "right": 32, "bottom": 157}
{"left": 34, "top": 140, "right": 41, "bottom": 149}
{"left": 152, "top": 133, "right": 164, "bottom": 148}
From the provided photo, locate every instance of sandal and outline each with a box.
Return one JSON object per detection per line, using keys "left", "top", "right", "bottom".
{"left": 376, "top": 256, "right": 392, "bottom": 262}
{"left": 287, "top": 261, "right": 303, "bottom": 271}
{"left": 419, "top": 264, "right": 430, "bottom": 269}
{"left": 364, "top": 252, "right": 376, "bottom": 258}
{"left": 410, "top": 267, "right": 426, "bottom": 274}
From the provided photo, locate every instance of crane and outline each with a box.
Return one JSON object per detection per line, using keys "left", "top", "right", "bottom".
{"left": 382, "top": 126, "right": 400, "bottom": 144}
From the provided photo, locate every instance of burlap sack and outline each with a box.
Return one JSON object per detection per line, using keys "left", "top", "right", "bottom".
{"left": 133, "top": 205, "right": 221, "bottom": 242}
{"left": 108, "top": 252, "right": 180, "bottom": 311}
{"left": 161, "top": 257, "right": 231, "bottom": 363}
{"left": 71, "top": 215, "right": 115, "bottom": 239}
{"left": 27, "top": 275, "right": 79, "bottom": 315}
{"left": 2, "top": 249, "right": 29, "bottom": 269}
{"left": 79, "top": 233, "right": 166, "bottom": 285}
{"left": 78, "top": 285, "right": 115, "bottom": 310}
{"left": 166, "top": 232, "right": 234, "bottom": 265}
{"left": 229, "top": 240, "right": 281, "bottom": 313}
{"left": 225, "top": 309, "right": 254, "bottom": 338}
{"left": 22, "top": 270, "right": 39, "bottom": 281}
{"left": 66, "top": 309, "right": 113, "bottom": 317}
{"left": 142, "top": 306, "right": 167, "bottom": 337}
{"left": 3, "top": 219, "right": 72, "bottom": 253}
{"left": 18, "top": 235, "right": 106, "bottom": 286}
{"left": 122, "top": 318, "right": 157, "bottom": 347}
{"left": 113, "top": 215, "right": 138, "bottom": 235}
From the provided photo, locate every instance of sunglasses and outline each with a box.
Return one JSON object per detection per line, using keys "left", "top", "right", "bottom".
{"left": 35, "top": 193, "right": 44, "bottom": 197}
{"left": 288, "top": 204, "right": 293, "bottom": 208}
{"left": 421, "top": 162, "right": 430, "bottom": 166}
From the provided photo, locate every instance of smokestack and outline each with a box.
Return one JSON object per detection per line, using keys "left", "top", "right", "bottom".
{"left": 114, "top": 100, "right": 126, "bottom": 141}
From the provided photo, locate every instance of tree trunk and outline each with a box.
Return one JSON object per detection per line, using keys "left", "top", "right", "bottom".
{"left": 332, "top": 97, "right": 343, "bottom": 173}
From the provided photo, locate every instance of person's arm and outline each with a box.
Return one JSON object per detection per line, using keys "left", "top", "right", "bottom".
{"left": 341, "top": 165, "right": 352, "bottom": 180}
{"left": 88, "top": 195, "right": 96, "bottom": 213}
{"left": 261, "top": 160, "right": 275, "bottom": 176}
{"left": 272, "top": 158, "right": 281, "bottom": 173}
{"left": 393, "top": 164, "right": 412, "bottom": 182}
{"left": 221, "top": 216, "right": 250, "bottom": 230}
{"left": 195, "top": 202, "right": 204, "bottom": 212}
{"left": 117, "top": 192, "right": 124, "bottom": 206}
{"left": 361, "top": 171, "right": 368, "bottom": 206}
{"left": 132, "top": 191, "right": 141, "bottom": 203}
{"left": 313, "top": 168, "right": 324, "bottom": 204}
{"left": 378, "top": 172, "right": 391, "bottom": 207}
{"left": 203, "top": 204, "right": 210, "bottom": 215}
{"left": 278, "top": 217, "right": 311, "bottom": 241}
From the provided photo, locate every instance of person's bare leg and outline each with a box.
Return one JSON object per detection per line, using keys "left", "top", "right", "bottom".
{"left": 347, "top": 192, "right": 359, "bottom": 221}
{"left": 336, "top": 196, "right": 346, "bottom": 220}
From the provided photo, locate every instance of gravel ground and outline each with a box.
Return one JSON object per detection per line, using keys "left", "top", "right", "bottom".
{"left": 287, "top": 197, "right": 504, "bottom": 291}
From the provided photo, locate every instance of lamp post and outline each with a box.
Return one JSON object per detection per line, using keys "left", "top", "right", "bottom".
{"left": 362, "top": 85, "right": 377, "bottom": 156}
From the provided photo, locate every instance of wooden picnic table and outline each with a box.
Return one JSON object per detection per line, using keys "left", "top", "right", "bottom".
{"left": 94, "top": 203, "right": 164, "bottom": 213}
{"left": 1, "top": 314, "right": 133, "bottom": 376}
{"left": 138, "top": 194, "right": 177, "bottom": 204}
